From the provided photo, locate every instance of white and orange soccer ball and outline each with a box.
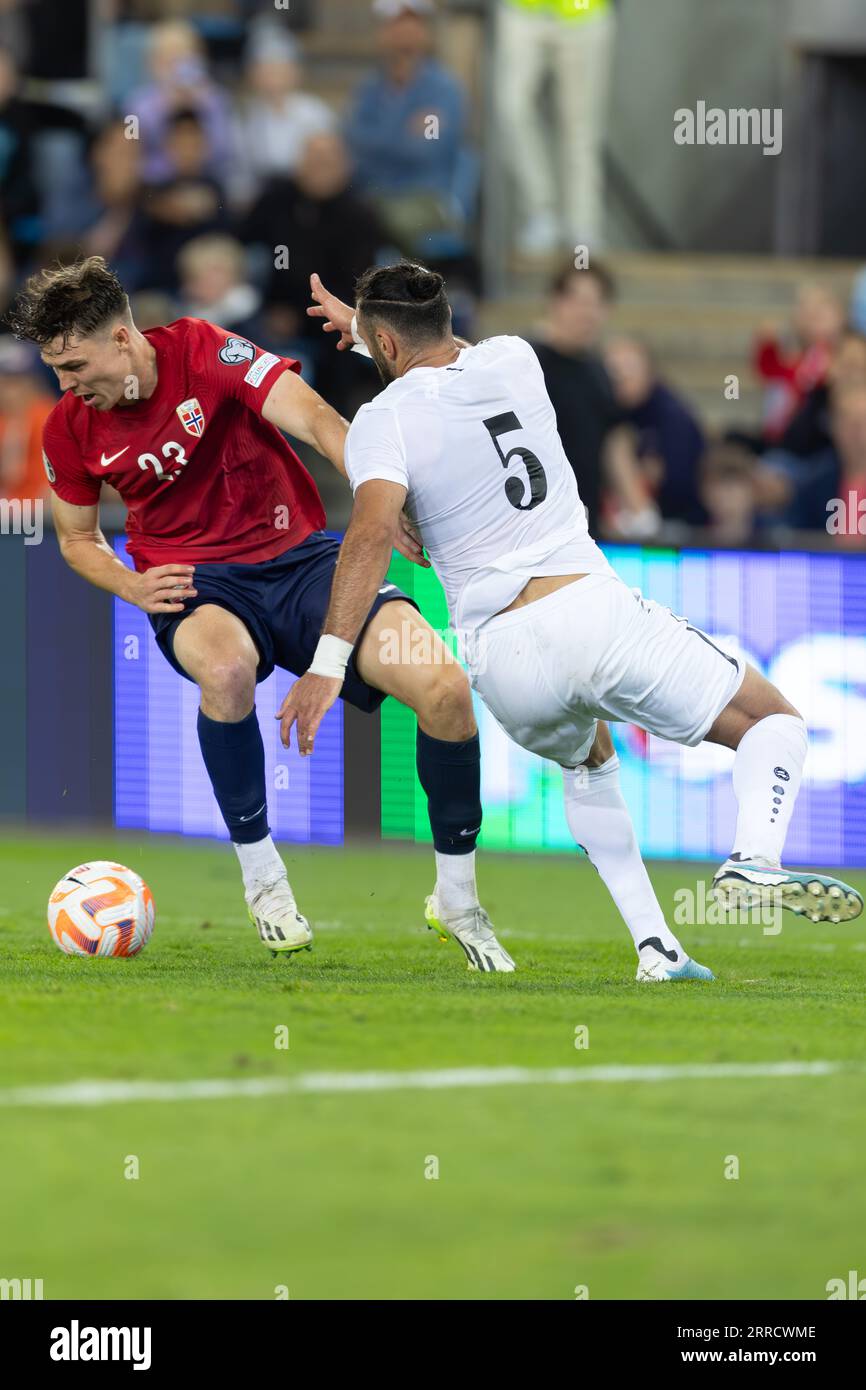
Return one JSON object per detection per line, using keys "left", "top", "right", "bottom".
{"left": 47, "top": 862, "right": 155, "bottom": 957}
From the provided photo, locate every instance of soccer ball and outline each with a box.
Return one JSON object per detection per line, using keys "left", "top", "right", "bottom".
{"left": 47, "top": 862, "right": 155, "bottom": 957}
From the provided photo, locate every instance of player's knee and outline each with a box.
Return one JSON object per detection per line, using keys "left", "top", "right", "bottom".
{"left": 739, "top": 691, "right": 803, "bottom": 739}
{"left": 711, "top": 666, "right": 803, "bottom": 749}
{"left": 774, "top": 694, "right": 802, "bottom": 722}
{"left": 415, "top": 663, "right": 475, "bottom": 738}
{"left": 198, "top": 656, "right": 257, "bottom": 720}
{"left": 582, "top": 723, "right": 615, "bottom": 768}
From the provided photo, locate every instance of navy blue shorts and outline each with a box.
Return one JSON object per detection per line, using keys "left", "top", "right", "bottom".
{"left": 148, "top": 531, "right": 416, "bottom": 713}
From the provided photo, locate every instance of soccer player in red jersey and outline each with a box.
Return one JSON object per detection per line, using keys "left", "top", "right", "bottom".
{"left": 11, "top": 257, "right": 514, "bottom": 971}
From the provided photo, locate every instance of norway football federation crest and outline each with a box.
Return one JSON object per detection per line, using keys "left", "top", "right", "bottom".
{"left": 176, "top": 398, "right": 205, "bottom": 437}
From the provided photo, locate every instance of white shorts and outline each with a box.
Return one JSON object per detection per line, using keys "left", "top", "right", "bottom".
{"left": 466, "top": 572, "right": 746, "bottom": 767}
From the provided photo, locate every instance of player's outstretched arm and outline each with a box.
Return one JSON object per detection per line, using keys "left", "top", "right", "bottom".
{"left": 53, "top": 495, "right": 197, "bottom": 614}
{"left": 276, "top": 479, "right": 407, "bottom": 754}
{"left": 262, "top": 367, "right": 350, "bottom": 477}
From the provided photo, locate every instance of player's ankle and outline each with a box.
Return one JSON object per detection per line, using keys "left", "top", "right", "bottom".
{"left": 728, "top": 851, "right": 781, "bottom": 870}
{"left": 435, "top": 875, "right": 480, "bottom": 908}
{"left": 245, "top": 868, "right": 289, "bottom": 896}
{"left": 234, "top": 834, "right": 286, "bottom": 896}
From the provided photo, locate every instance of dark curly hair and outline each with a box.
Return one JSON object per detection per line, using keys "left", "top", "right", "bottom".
{"left": 355, "top": 261, "right": 450, "bottom": 344}
{"left": 7, "top": 256, "right": 131, "bottom": 350}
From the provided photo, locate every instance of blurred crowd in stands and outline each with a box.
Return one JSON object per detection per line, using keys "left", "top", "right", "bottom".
{"left": 531, "top": 262, "right": 866, "bottom": 549}
{"left": 0, "top": 0, "right": 863, "bottom": 549}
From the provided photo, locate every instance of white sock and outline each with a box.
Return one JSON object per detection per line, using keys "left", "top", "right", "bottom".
{"left": 563, "top": 756, "right": 685, "bottom": 959}
{"left": 730, "top": 714, "right": 808, "bottom": 866}
{"left": 234, "top": 836, "right": 288, "bottom": 897}
{"left": 435, "top": 850, "right": 479, "bottom": 914}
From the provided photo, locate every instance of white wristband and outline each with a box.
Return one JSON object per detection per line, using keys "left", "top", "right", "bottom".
{"left": 349, "top": 312, "right": 372, "bottom": 359}
{"left": 309, "top": 634, "right": 353, "bottom": 680}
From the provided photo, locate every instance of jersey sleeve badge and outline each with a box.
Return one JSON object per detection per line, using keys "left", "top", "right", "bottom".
{"left": 218, "top": 336, "right": 256, "bottom": 366}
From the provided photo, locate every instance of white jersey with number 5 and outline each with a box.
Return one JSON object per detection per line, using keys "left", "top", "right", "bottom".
{"left": 344, "top": 335, "right": 614, "bottom": 632}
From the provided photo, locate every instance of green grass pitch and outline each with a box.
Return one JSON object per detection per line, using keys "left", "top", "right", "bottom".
{"left": 1, "top": 831, "right": 865, "bottom": 1301}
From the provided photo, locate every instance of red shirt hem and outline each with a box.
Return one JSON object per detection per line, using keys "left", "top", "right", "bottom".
{"left": 126, "top": 519, "right": 320, "bottom": 572}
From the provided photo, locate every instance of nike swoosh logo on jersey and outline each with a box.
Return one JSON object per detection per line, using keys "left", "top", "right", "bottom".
{"left": 100, "top": 448, "right": 130, "bottom": 467}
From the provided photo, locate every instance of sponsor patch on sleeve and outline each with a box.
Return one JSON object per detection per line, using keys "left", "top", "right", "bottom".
{"left": 42, "top": 449, "right": 56, "bottom": 484}
{"left": 244, "top": 352, "right": 282, "bottom": 388}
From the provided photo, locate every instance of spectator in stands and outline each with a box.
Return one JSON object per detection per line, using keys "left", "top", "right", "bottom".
{"left": 242, "top": 130, "right": 388, "bottom": 343}
{"left": 229, "top": 22, "right": 336, "bottom": 210}
{"left": 823, "top": 384, "right": 866, "bottom": 544}
{"left": 77, "top": 121, "right": 149, "bottom": 292}
{"left": 177, "top": 233, "right": 263, "bottom": 339}
{"left": 139, "top": 107, "right": 229, "bottom": 293}
{"left": 346, "top": 1, "right": 475, "bottom": 277}
{"left": 699, "top": 443, "right": 758, "bottom": 547}
{"left": 0, "top": 0, "right": 26, "bottom": 68}
{"left": 772, "top": 383, "right": 866, "bottom": 538}
{"left": 753, "top": 284, "right": 844, "bottom": 443}
{"left": 129, "top": 289, "right": 179, "bottom": 333}
{"left": 776, "top": 328, "right": 866, "bottom": 460}
{"left": 0, "top": 44, "right": 41, "bottom": 267}
{"left": 495, "top": 0, "right": 616, "bottom": 256}
{"left": 242, "top": 130, "right": 389, "bottom": 410}
{"left": 129, "top": 20, "right": 232, "bottom": 184}
{"left": 530, "top": 261, "right": 658, "bottom": 538}
{"left": 0, "top": 336, "right": 55, "bottom": 503}
{"left": 604, "top": 335, "right": 708, "bottom": 526}
{"left": 18, "top": 0, "right": 90, "bottom": 86}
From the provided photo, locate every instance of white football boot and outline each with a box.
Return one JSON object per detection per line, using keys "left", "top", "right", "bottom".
{"left": 246, "top": 875, "right": 313, "bottom": 958}
{"left": 424, "top": 892, "right": 516, "bottom": 972}
{"left": 712, "top": 856, "right": 864, "bottom": 925}
{"left": 636, "top": 937, "right": 714, "bottom": 983}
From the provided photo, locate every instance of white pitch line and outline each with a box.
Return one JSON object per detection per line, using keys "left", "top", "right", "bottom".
{"left": 0, "top": 1061, "right": 855, "bottom": 1109}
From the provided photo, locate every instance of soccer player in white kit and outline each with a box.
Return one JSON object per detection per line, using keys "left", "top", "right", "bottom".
{"left": 280, "top": 264, "right": 863, "bottom": 982}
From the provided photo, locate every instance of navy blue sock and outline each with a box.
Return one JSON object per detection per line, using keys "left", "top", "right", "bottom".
{"left": 416, "top": 728, "right": 482, "bottom": 855}
{"left": 197, "top": 707, "right": 269, "bottom": 844}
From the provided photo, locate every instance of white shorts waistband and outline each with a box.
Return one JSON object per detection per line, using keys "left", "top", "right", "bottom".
{"left": 476, "top": 572, "right": 618, "bottom": 635}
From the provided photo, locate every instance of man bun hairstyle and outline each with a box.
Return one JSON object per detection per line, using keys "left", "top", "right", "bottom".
{"left": 355, "top": 261, "right": 450, "bottom": 344}
{"left": 8, "top": 255, "right": 130, "bottom": 350}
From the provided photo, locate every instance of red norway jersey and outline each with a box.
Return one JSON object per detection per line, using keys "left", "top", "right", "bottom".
{"left": 42, "top": 317, "right": 326, "bottom": 571}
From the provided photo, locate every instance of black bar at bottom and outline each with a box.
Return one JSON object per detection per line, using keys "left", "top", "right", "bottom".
{"left": 4, "top": 1298, "right": 862, "bottom": 1373}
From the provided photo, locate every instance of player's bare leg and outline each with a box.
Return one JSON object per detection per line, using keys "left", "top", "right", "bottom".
{"left": 172, "top": 604, "right": 313, "bottom": 957}
{"left": 705, "top": 666, "right": 863, "bottom": 924}
{"left": 355, "top": 600, "right": 515, "bottom": 972}
{"left": 562, "top": 723, "right": 714, "bottom": 983}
